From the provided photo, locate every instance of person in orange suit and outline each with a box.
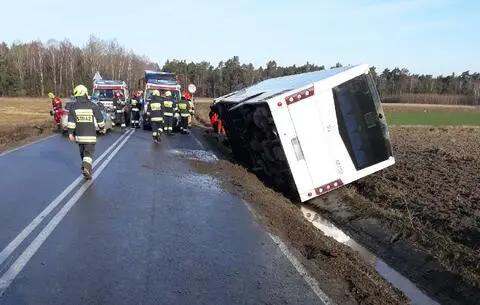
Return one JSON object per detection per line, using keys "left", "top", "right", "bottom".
{"left": 48, "top": 92, "right": 63, "bottom": 129}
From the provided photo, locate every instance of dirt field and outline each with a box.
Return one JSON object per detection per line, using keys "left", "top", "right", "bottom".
{"left": 193, "top": 101, "right": 480, "bottom": 305}
{"left": 348, "top": 127, "right": 479, "bottom": 280}
{"left": 318, "top": 127, "right": 480, "bottom": 305}
{"left": 0, "top": 97, "right": 54, "bottom": 152}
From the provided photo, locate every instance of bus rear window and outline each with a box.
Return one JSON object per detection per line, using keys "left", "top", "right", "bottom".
{"left": 332, "top": 73, "right": 392, "bottom": 170}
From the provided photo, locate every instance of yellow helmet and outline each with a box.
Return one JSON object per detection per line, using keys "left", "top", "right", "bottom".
{"left": 73, "top": 85, "right": 88, "bottom": 97}
{"left": 151, "top": 89, "right": 160, "bottom": 96}
{"left": 165, "top": 91, "right": 172, "bottom": 97}
{"left": 48, "top": 92, "right": 55, "bottom": 99}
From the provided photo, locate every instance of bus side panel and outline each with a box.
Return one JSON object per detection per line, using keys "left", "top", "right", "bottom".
{"left": 285, "top": 91, "right": 339, "bottom": 191}
{"left": 270, "top": 105, "right": 315, "bottom": 197}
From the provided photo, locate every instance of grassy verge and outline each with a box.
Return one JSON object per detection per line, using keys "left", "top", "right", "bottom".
{"left": 382, "top": 103, "right": 480, "bottom": 126}
{"left": 0, "top": 97, "right": 55, "bottom": 152}
{"left": 384, "top": 111, "right": 480, "bottom": 126}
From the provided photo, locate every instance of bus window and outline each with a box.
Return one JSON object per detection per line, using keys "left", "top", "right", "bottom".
{"left": 332, "top": 74, "right": 392, "bottom": 170}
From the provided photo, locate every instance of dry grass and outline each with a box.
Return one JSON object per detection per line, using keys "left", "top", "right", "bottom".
{"left": 0, "top": 97, "right": 52, "bottom": 126}
{"left": 193, "top": 97, "right": 213, "bottom": 104}
{"left": 0, "top": 97, "right": 54, "bottom": 152}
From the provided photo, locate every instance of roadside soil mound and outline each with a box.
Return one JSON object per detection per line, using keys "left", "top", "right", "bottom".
{"left": 0, "top": 120, "right": 54, "bottom": 152}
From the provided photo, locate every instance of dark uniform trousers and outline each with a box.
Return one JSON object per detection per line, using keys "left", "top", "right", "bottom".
{"left": 162, "top": 99, "right": 175, "bottom": 132}
{"left": 79, "top": 144, "right": 95, "bottom": 165}
{"left": 177, "top": 101, "right": 190, "bottom": 132}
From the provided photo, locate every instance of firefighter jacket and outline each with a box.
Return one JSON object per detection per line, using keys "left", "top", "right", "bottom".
{"left": 162, "top": 97, "right": 177, "bottom": 117}
{"left": 131, "top": 99, "right": 141, "bottom": 112}
{"left": 113, "top": 96, "right": 125, "bottom": 111}
{"left": 67, "top": 96, "right": 105, "bottom": 144}
{"left": 177, "top": 100, "right": 191, "bottom": 117}
{"left": 146, "top": 96, "right": 164, "bottom": 122}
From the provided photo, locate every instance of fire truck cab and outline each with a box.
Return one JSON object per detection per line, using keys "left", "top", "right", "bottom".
{"left": 139, "top": 71, "right": 181, "bottom": 130}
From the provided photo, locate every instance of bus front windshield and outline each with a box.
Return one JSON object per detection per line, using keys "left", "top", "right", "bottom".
{"left": 145, "top": 89, "right": 180, "bottom": 101}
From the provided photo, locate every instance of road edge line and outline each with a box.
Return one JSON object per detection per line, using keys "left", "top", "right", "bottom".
{"left": 0, "top": 134, "right": 59, "bottom": 157}
{"left": 0, "top": 130, "right": 131, "bottom": 267}
{"left": 190, "top": 132, "right": 219, "bottom": 159}
{"left": 241, "top": 200, "right": 334, "bottom": 305}
{"left": 0, "top": 130, "right": 135, "bottom": 295}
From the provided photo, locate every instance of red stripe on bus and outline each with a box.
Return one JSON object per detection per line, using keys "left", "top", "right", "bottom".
{"left": 285, "top": 87, "right": 314, "bottom": 105}
{"left": 314, "top": 179, "right": 343, "bottom": 195}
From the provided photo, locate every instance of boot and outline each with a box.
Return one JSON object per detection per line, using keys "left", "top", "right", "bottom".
{"left": 82, "top": 161, "right": 92, "bottom": 180}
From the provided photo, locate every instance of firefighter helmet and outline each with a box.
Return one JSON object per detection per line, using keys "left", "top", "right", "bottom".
{"left": 165, "top": 91, "right": 172, "bottom": 97}
{"left": 73, "top": 85, "right": 88, "bottom": 97}
{"left": 48, "top": 92, "right": 55, "bottom": 99}
{"left": 151, "top": 90, "right": 160, "bottom": 96}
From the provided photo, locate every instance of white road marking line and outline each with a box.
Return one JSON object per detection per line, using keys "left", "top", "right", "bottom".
{"left": 191, "top": 133, "right": 219, "bottom": 159}
{"left": 0, "top": 130, "right": 132, "bottom": 267}
{"left": 267, "top": 233, "right": 335, "bottom": 305}
{"left": 241, "top": 200, "right": 334, "bottom": 305}
{"left": 0, "top": 134, "right": 58, "bottom": 157}
{"left": 0, "top": 130, "right": 135, "bottom": 295}
{"left": 191, "top": 132, "right": 206, "bottom": 149}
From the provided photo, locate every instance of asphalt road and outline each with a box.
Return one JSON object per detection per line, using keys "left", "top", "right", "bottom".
{"left": 0, "top": 128, "right": 326, "bottom": 305}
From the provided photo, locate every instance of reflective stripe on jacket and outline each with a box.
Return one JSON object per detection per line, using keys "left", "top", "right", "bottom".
{"left": 147, "top": 96, "right": 164, "bottom": 121}
{"left": 68, "top": 96, "right": 104, "bottom": 144}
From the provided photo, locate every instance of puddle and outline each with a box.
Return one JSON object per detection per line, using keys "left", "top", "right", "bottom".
{"left": 300, "top": 205, "right": 440, "bottom": 305}
{"left": 168, "top": 149, "right": 218, "bottom": 162}
{"left": 178, "top": 173, "right": 221, "bottom": 191}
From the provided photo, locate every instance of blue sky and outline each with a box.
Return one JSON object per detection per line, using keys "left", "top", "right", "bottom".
{"left": 1, "top": 0, "right": 478, "bottom": 76}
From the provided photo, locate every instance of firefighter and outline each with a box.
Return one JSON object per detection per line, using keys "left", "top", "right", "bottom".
{"left": 162, "top": 90, "right": 176, "bottom": 135}
{"left": 182, "top": 92, "right": 195, "bottom": 128}
{"left": 67, "top": 84, "right": 105, "bottom": 180}
{"left": 177, "top": 96, "right": 191, "bottom": 134}
{"left": 130, "top": 92, "right": 141, "bottom": 128}
{"left": 146, "top": 90, "right": 164, "bottom": 142}
{"left": 48, "top": 92, "right": 63, "bottom": 129}
{"left": 113, "top": 90, "right": 126, "bottom": 129}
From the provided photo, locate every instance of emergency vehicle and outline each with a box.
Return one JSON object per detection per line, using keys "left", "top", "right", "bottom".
{"left": 92, "top": 80, "right": 130, "bottom": 126}
{"left": 212, "top": 64, "right": 395, "bottom": 202}
{"left": 138, "top": 70, "right": 178, "bottom": 89}
{"left": 141, "top": 73, "right": 182, "bottom": 130}
{"left": 92, "top": 80, "right": 129, "bottom": 108}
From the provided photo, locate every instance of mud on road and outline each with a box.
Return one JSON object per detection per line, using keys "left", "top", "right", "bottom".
{"left": 192, "top": 102, "right": 479, "bottom": 305}
{"left": 190, "top": 152, "right": 408, "bottom": 305}
{"left": 190, "top": 127, "right": 408, "bottom": 303}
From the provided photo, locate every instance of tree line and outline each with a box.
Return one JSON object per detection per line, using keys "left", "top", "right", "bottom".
{"left": 0, "top": 36, "right": 160, "bottom": 97}
{"left": 1, "top": 37, "right": 479, "bottom": 104}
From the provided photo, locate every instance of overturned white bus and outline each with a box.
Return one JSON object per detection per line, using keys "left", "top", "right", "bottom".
{"left": 212, "top": 64, "right": 395, "bottom": 202}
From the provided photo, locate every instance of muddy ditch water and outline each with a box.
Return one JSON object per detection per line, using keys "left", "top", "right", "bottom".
{"left": 188, "top": 120, "right": 480, "bottom": 305}
{"left": 300, "top": 205, "right": 439, "bottom": 305}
